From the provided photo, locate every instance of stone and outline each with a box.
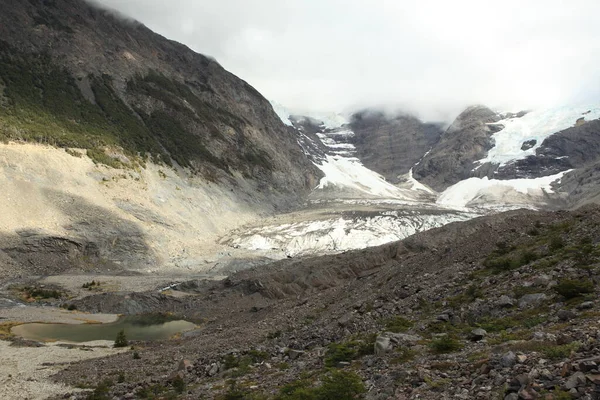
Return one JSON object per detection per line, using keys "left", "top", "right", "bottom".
{"left": 580, "top": 360, "right": 598, "bottom": 373}
{"left": 287, "top": 349, "right": 305, "bottom": 360}
{"left": 533, "top": 274, "right": 551, "bottom": 287}
{"left": 578, "top": 301, "right": 594, "bottom": 310}
{"left": 178, "top": 359, "right": 193, "bottom": 372}
{"left": 565, "top": 371, "right": 587, "bottom": 389}
{"left": 504, "top": 393, "right": 519, "bottom": 400}
{"left": 518, "top": 387, "right": 539, "bottom": 399}
{"left": 207, "top": 363, "right": 219, "bottom": 377}
{"left": 517, "top": 355, "right": 528, "bottom": 364}
{"left": 470, "top": 328, "right": 487, "bottom": 342}
{"left": 500, "top": 351, "right": 517, "bottom": 368}
{"left": 374, "top": 335, "right": 392, "bottom": 356}
{"left": 518, "top": 293, "right": 547, "bottom": 309}
{"left": 168, "top": 370, "right": 184, "bottom": 381}
{"left": 557, "top": 309, "right": 577, "bottom": 321}
{"left": 436, "top": 313, "right": 450, "bottom": 322}
{"left": 498, "top": 295, "right": 515, "bottom": 308}
{"left": 388, "top": 333, "right": 421, "bottom": 344}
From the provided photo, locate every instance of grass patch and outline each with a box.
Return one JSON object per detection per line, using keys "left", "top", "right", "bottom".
{"left": 430, "top": 335, "right": 462, "bottom": 354}
{"left": 554, "top": 279, "right": 594, "bottom": 299}
{"left": 275, "top": 370, "right": 365, "bottom": 400}
{"left": 383, "top": 316, "right": 413, "bottom": 333}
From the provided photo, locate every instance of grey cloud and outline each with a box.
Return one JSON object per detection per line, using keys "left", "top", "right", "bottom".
{"left": 94, "top": 0, "right": 600, "bottom": 122}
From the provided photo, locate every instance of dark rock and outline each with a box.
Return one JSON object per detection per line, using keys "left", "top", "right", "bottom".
{"left": 498, "top": 295, "right": 516, "bottom": 308}
{"left": 470, "top": 328, "right": 487, "bottom": 342}
{"left": 287, "top": 349, "right": 305, "bottom": 360}
{"left": 413, "top": 105, "right": 501, "bottom": 191}
{"left": 500, "top": 351, "right": 517, "bottom": 368}
{"left": 565, "top": 372, "right": 587, "bottom": 389}
{"left": 557, "top": 309, "right": 577, "bottom": 321}
{"left": 578, "top": 301, "right": 594, "bottom": 310}
{"left": 521, "top": 140, "right": 537, "bottom": 151}
{"left": 349, "top": 110, "right": 443, "bottom": 183}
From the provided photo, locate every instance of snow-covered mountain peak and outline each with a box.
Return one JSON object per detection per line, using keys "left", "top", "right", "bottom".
{"left": 478, "top": 105, "right": 600, "bottom": 166}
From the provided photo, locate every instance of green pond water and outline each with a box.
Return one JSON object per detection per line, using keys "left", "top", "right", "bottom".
{"left": 11, "top": 316, "right": 196, "bottom": 342}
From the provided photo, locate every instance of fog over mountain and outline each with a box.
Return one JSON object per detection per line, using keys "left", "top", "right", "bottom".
{"left": 92, "top": 0, "right": 600, "bottom": 121}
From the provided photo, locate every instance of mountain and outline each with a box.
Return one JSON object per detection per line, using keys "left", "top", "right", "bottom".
{"left": 0, "top": 0, "right": 319, "bottom": 201}
{"left": 412, "top": 105, "right": 502, "bottom": 191}
{"left": 349, "top": 110, "right": 444, "bottom": 184}
{"left": 0, "top": 0, "right": 323, "bottom": 276}
{"left": 47, "top": 205, "right": 600, "bottom": 400}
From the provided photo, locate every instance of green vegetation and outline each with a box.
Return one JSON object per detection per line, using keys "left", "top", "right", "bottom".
{"left": 0, "top": 42, "right": 242, "bottom": 171}
{"left": 21, "top": 286, "right": 62, "bottom": 300}
{"left": 222, "top": 350, "right": 270, "bottom": 378}
{"left": 114, "top": 329, "right": 128, "bottom": 348}
{"left": 86, "top": 379, "right": 112, "bottom": 400}
{"left": 554, "top": 279, "right": 594, "bottom": 299}
{"left": 324, "top": 335, "right": 375, "bottom": 367}
{"left": 172, "top": 374, "right": 186, "bottom": 394}
{"left": 429, "top": 335, "right": 462, "bottom": 354}
{"left": 390, "top": 346, "right": 417, "bottom": 364}
{"left": 448, "top": 284, "right": 483, "bottom": 307}
{"left": 383, "top": 316, "right": 413, "bottom": 333}
{"left": 276, "top": 370, "right": 365, "bottom": 400}
{"left": 82, "top": 280, "right": 100, "bottom": 290}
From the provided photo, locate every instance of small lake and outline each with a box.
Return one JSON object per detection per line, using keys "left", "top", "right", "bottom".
{"left": 11, "top": 315, "right": 196, "bottom": 343}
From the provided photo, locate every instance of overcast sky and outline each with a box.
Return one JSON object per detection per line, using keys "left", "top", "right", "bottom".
{"left": 94, "top": 0, "right": 600, "bottom": 122}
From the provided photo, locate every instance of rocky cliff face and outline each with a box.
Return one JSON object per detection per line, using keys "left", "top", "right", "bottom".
{"left": 413, "top": 105, "right": 501, "bottom": 191}
{"left": 0, "top": 0, "right": 322, "bottom": 274}
{"left": 349, "top": 110, "right": 443, "bottom": 183}
{"left": 0, "top": 0, "right": 319, "bottom": 205}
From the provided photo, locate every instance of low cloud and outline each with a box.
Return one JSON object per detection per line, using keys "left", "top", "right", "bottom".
{"left": 94, "top": 0, "right": 600, "bottom": 122}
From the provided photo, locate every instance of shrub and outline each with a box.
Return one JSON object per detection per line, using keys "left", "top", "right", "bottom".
{"left": 276, "top": 370, "right": 365, "bottom": 400}
{"left": 114, "top": 329, "right": 128, "bottom": 348}
{"left": 554, "top": 279, "right": 594, "bottom": 299}
{"left": 316, "top": 370, "right": 366, "bottom": 400}
{"left": 430, "top": 335, "right": 462, "bottom": 354}
{"left": 172, "top": 374, "right": 185, "bottom": 394}
{"left": 384, "top": 316, "right": 413, "bottom": 333}
{"left": 324, "top": 343, "right": 356, "bottom": 367}
{"left": 86, "top": 380, "right": 112, "bottom": 400}
{"left": 549, "top": 236, "right": 564, "bottom": 252}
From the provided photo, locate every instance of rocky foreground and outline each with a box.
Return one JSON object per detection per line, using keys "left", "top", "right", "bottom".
{"left": 8, "top": 205, "right": 593, "bottom": 399}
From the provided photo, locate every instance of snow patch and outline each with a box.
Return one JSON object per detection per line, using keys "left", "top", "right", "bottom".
{"left": 314, "top": 155, "right": 419, "bottom": 200}
{"left": 437, "top": 170, "right": 570, "bottom": 209}
{"left": 270, "top": 100, "right": 294, "bottom": 126}
{"left": 230, "top": 212, "right": 477, "bottom": 257}
{"left": 478, "top": 105, "right": 600, "bottom": 166}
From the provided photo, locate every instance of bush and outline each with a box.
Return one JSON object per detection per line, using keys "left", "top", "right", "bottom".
{"left": 276, "top": 370, "right": 365, "bottom": 400}
{"left": 384, "top": 316, "right": 413, "bottom": 333}
{"left": 554, "top": 279, "right": 594, "bottom": 299}
{"left": 324, "top": 343, "right": 357, "bottom": 367}
{"left": 172, "top": 375, "right": 185, "bottom": 394}
{"left": 114, "top": 329, "right": 128, "bottom": 348}
{"left": 549, "top": 236, "right": 564, "bottom": 252}
{"left": 430, "top": 335, "right": 462, "bottom": 354}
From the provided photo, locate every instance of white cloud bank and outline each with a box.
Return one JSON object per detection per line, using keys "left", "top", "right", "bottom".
{"left": 94, "top": 0, "right": 600, "bottom": 122}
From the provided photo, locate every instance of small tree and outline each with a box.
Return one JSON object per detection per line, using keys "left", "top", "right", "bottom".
{"left": 114, "top": 329, "right": 128, "bottom": 348}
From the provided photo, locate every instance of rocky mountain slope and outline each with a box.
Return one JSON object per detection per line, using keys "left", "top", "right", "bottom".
{"left": 349, "top": 110, "right": 443, "bottom": 184}
{"left": 413, "top": 105, "right": 502, "bottom": 191}
{"left": 0, "top": 0, "right": 324, "bottom": 276}
{"left": 0, "top": 0, "right": 319, "bottom": 201}
{"left": 38, "top": 205, "right": 600, "bottom": 400}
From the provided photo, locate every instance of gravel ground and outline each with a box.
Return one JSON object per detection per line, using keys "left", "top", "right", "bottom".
{"left": 0, "top": 340, "right": 127, "bottom": 400}
{"left": 0, "top": 306, "right": 118, "bottom": 324}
